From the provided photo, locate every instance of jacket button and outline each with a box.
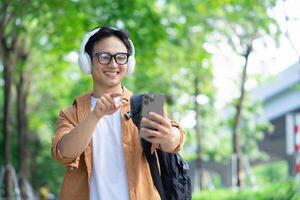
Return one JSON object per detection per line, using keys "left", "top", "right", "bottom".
{"left": 70, "top": 167, "right": 74, "bottom": 170}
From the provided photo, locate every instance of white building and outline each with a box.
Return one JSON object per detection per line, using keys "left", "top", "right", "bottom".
{"left": 252, "top": 61, "right": 300, "bottom": 175}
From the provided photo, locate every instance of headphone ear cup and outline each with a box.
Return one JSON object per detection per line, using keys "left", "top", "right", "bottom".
{"left": 78, "top": 28, "right": 100, "bottom": 74}
{"left": 127, "top": 56, "right": 135, "bottom": 75}
{"left": 78, "top": 52, "right": 92, "bottom": 74}
{"left": 127, "top": 39, "right": 136, "bottom": 75}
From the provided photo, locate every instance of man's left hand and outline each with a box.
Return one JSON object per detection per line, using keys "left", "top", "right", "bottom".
{"left": 140, "top": 112, "right": 180, "bottom": 152}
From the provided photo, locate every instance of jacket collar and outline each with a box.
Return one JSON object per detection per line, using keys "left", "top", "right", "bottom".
{"left": 121, "top": 86, "right": 133, "bottom": 105}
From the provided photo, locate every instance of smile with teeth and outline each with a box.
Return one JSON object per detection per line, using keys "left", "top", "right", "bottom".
{"left": 103, "top": 71, "right": 120, "bottom": 78}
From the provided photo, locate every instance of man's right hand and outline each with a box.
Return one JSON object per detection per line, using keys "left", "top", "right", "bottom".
{"left": 93, "top": 93, "right": 123, "bottom": 118}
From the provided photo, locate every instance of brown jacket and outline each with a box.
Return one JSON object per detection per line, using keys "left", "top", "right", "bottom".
{"left": 51, "top": 87, "right": 186, "bottom": 200}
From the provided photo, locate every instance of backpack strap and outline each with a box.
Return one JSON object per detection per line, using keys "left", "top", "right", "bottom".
{"left": 142, "top": 139, "right": 167, "bottom": 200}
{"left": 130, "top": 94, "right": 167, "bottom": 200}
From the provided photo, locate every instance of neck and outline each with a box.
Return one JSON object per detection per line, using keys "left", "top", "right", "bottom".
{"left": 92, "top": 83, "right": 123, "bottom": 98}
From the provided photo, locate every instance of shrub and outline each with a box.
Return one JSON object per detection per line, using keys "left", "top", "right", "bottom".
{"left": 192, "top": 180, "right": 300, "bottom": 200}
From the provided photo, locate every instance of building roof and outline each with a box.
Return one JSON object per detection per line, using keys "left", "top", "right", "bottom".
{"left": 251, "top": 62, "right": 300, "bottom": 120}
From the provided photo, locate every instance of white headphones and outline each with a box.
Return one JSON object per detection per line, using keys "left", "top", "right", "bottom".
{"left": 78, "top": 27, "right": 136, "bottom": 75}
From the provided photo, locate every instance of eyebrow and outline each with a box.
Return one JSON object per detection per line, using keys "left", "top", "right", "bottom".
{"left": 95, "top": 51, "right": 129, "bottom": 54}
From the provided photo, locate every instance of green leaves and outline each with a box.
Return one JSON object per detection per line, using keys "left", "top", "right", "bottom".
{"left": 0, "top": 0, "right": 281, "bottom": 194}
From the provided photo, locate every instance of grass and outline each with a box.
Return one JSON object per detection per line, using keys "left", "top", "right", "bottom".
{"left": 192, "top": 180, "right": 300, "bottom": 200}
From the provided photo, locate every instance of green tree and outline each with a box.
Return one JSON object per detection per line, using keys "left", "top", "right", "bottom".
{"left": 207, "top": 0, "right": 279, "bottom": 187}
{"left": 1, "top": 0, "right": 170, "bottom": 196}
{"left": 0, "top": 0, "right": 282, "bottom": 196}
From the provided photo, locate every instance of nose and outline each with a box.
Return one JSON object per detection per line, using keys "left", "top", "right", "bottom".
{"left": 108, "top": 57, "right": 118, "bottom": 68}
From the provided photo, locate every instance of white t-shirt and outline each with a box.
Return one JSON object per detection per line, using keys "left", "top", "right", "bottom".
{"left": 89, "top": 96, "right": 129, "bottom": 200}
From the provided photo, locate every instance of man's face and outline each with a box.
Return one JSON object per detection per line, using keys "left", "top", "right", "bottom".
{"left": 91, "top": 36, "right": 128, "bottom": 88}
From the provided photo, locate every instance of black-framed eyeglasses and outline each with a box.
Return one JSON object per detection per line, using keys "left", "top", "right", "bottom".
{"left": 94, "top": 52, "right": 130, "bottom": 65}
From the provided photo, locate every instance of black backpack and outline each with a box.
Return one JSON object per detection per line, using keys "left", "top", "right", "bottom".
{"left": 129, "top": 94, "right": 192, "bottom": 200}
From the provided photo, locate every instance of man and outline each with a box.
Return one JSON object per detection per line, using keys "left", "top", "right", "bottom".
{"left": 51, "top": 26, "right": 186, "bottom": 200}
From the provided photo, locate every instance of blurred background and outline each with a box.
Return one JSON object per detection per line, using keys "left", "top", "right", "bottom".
{"left": 0, "top": 0, "right": 300, "bottom": 199}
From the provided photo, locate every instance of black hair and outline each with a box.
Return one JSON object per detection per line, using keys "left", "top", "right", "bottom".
{"left": 85, "top": 26, "right": 132, "bottom": 59}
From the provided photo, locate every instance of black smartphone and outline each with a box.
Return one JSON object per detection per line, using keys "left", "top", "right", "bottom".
{"left": 140, "top": 93, "right": 164, "bottom": 129}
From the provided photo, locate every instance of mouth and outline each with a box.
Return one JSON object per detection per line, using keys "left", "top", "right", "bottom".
{"left": 103, "top": 71, "right": 120, "bottom": 78}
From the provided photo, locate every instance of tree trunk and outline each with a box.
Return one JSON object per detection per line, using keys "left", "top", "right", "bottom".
{"left": 17, "top": 69, "right": 31, "bottom": 199}
{"left": 1, "top": 1, "right": 24, "bottom": 198}
{"left": 17, "top": 69, "right": 29, "bottom": 177}
{"left": 194, "top": 76, "right": 203, "bottom": 189}
{"left": 232, "top": 45, "right": 252, "bottom": 188}
{"left": 2, "top": 62, "right": 14, "bottom": 199}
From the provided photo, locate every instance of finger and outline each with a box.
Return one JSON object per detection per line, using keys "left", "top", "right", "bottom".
{"left": 141, "top": 127, "right": 160, "bottom": 138}
{"left": 142, "top": 117, "right": 171, "bottom": 137}
{"left": 97, "top": 100, "right": 106, "bottom": 112}
{"left": 140, "top": 131, "right": 162, "bottom": 144}
{"left": 115, "top": 101, "right": 123, "bottom": 109}
{"left": 140, "top": 127, "right": 151, "bottom": 139}
{"left": 142, "top": 116, "right": 169, "bottom": 132}
{"left": 105, "top": 94, "right": 121, "bottom": 109}
{"left": 103, "top": 94, "right": 115, "bottom": 105}
{"left": 140, "top": 129, "right": 162, "bottom": 144}
{"left": 100, "top": 96, "right": 112, "bottom": 109}
{"left": 139, "top": 128, "right": 148, "bottom": 140}
{"left": 146, "top": 138, "right": 162, "bottom": 144}
{"left": 141, "top": 117, "right": 163, "bottom": 131}
{"left": 100, "top": 96, "right": 113, "bottom": 110}
{"left": 113, "top": 96, "right": 123, "bottom": 108}
{"left": 148, "top": 112, "right": 171, "bottom": 127}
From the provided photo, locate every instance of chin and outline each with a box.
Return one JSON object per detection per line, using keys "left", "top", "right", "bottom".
{"left": 99, "top": 79, "right": 121, "bottom": 87}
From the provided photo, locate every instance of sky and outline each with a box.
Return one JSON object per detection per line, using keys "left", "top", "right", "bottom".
{"left": 212, "top": 0, "right": 300, "bottom": 109}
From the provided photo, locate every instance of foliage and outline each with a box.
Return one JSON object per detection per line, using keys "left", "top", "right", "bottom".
{"left": 192, "top": 180, "right": 300, "bottom": 200}
{"left": 0, "top": 0, "right": 284, "bottom": 196}
{"left": 253, "top": 161, "right": 289, "bottom": 185}
{"left": 2, "top": 0, "right": 169, "bottom": 195}
{"left": 224, "top": 94, "right": 273, "bottom": 160}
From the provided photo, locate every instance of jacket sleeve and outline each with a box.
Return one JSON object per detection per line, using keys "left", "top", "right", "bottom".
{"left": 51, "top": 107, "right": 80, "bottom": 168}
{"left": 169, "top": 120, "right": 187, "bottom": 153}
